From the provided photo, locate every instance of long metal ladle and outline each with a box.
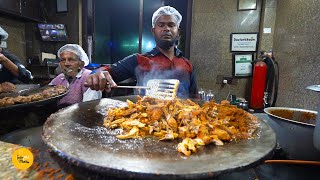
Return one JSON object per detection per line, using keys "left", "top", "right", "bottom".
{"left": 306, "top": 85, "right": 320, "bottom": 151}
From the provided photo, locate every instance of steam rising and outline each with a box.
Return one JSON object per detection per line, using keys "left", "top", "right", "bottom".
{"left": 135, "top": 66, "right": 190, "bottom": 98}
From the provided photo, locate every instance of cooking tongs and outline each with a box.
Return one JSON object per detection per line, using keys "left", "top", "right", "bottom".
{"left": 114, "top": 79, "right": 180, "bottom": 100}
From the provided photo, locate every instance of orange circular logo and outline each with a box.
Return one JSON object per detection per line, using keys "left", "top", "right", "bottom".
{"left": 12, "top": 148, "right": 34, "bottom": 170}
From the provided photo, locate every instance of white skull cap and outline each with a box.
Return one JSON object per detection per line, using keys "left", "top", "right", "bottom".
{"left": 57, "top": 44, "right": 89, "bottom": 66}
{"left": 0, "top": 26, "right": 9, "bottom": 41}
{"left": 152, "top": 6, "right": 182, "bottom": 28}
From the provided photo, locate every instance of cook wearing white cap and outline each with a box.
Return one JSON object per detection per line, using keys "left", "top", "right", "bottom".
{"left": 152, "top": 6, "right": 182, "bottom": 28}
{"left": 151, "top": 6, "right": 182, "bottom": 50}
{"left": 85, "top": 6, "right": 198, "bottom": 99}
{"left": 57, "top": 44, "right": 90, "bottom": 78}
{"left": 0, "top": 26, "right": 8, "bottom": 41}
{"left": 0, "top": 26, "right": 33, "bottom": 83}
{"left": 49, "top": 44, "right": 101, "bottom": 108}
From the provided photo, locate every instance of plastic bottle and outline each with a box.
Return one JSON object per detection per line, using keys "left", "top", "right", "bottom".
{"left": 206, "top": 90, "right": 214, "bottom": 101}
{"left": 198, "top": 88, "right": 205, "bottom": 100}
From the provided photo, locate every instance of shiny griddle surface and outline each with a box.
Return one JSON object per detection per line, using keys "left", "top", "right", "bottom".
{"left": 42, "top": 97, "right": 276, "bottom": 178}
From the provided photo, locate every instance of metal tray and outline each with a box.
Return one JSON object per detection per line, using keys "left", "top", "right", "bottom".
{"left": 42, "top": 97, "right": 276, "bottom": 179}
{"left": 0, "top": 84, "right": 40, "bottom": 98}
{"left": 0, "top": 85, "right": 68, "bottom": 111}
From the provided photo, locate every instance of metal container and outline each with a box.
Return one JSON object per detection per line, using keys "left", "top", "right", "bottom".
{"left": 237, "top": 100, "right": 249, "bottom": 111}
{"left": 264, "top": 107, "right": 320, "bottom": 160}
{"left": 314, "top": 98, "right": 320, "bottom": 151}
{"left": 198, "top": 88, "right": 205, "bottom": 100}
{"left": 205, "top": 90, "right": 215, "bottom": 101}
{"left": 306, "top": 85, "right": 320, "bottom": 151}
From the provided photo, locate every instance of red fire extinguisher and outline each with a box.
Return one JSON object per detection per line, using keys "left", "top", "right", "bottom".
{"left": 250, "top": 59, "right": 267, "bottom": 109}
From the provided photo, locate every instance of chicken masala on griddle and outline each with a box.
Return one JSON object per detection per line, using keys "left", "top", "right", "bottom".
{"left": 104, "top": 96, "right": 259, "bottom": 156}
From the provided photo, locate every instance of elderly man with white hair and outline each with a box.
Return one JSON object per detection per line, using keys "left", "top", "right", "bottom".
{"left": 49, "top": 44, "right": 101, "bottom": 108}
{"left": 85, "top": 6, "right": 198, "bottom": 98}
{"left": 0, "top": 26, "right": 33, "bottom": 83}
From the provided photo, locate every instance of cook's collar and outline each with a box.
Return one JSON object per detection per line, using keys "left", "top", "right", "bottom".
{"left": 145, "top": 47, "right": 183, "bottom": 57}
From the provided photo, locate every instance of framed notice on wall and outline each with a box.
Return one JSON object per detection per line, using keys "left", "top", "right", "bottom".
{"left": 230, "top": 33, "right": 258, "bottom": 52}
{"left": 57, "top": 0, "right": 68, "bottom": 13}
{"left": 233, "top": 53, "right": 253, "bottom": 77}
{"left": 238, "top": 0, "right": 257, "bottom": 11}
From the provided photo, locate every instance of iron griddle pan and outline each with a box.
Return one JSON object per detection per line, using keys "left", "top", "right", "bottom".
{"left": 42, "top": 96, "right": 276, "bottom": 179}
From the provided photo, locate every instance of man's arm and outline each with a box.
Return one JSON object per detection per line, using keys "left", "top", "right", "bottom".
{"left": 100, "top": 54, "right": 138, "bottom": 82}
{"left": 85, "top": 54, "right": 138, "bottom": 91}
{"left": 0, "top": 53, "right": 19, "bottom": 76}
{"left": 1, "top": 51, "right": 32, "bottom": 83}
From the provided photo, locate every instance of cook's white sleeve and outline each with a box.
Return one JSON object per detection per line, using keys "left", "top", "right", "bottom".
{"left": 83, "top": 88, "right": 102, "bottom": 102}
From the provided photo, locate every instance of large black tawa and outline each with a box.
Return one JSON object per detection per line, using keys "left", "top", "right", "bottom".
{"left": 42, "top": 97, "right": 276, "bottom": 179}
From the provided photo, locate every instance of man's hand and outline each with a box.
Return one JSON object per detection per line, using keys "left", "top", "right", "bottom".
{"left": 0, "top": 52, "right": 20, "bottom": 77}
{"left": 84, "top": 71, "right": 117, "bottom": 92}
{"left": 0, "top": 52, "right": 8, "bottom": 63}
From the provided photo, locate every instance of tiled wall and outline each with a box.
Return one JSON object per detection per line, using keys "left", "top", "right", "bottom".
{"left": 259, "top": 0, "right": 277, "bottom": 51}
{"left": 190, "top": 0, "right": 319, "bottom": 110}
{"left": 0, "top": 17, "right": 27, "bottom": 65}
{"left": 273, "top": 0, "right": 320, "bottom": 110}
{"left": 190, "top": 0, "right": 262, "bottom": 102}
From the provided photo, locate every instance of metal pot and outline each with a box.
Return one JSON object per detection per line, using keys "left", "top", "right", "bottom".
{"left": 263, "top": 107, "right": 320, "bottom": 160}
{"left": 237, "top": 100, "right": 249, "bottom": 111}
{"left": 314, "top": 98, "right": 320, "bottom": 151}
{"left": 306, "top": 85, "right": 320, "bottom": 151}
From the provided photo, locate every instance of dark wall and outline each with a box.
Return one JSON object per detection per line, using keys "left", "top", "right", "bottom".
{"left": 0, "top": 17, "right": 26, "bottom": 65}
{"left": 0, "top": 0, "right": 80, "bottom": 61}
{"left": 26, "top": 0, "right": 80, "bottom": 59}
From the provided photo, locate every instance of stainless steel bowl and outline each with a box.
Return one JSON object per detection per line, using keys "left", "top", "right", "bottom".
{"left": 306, "top": 85, "right": 320, "bottom": 152}
{"left": 264, "top": 107, "right": 320, "bottom": 160}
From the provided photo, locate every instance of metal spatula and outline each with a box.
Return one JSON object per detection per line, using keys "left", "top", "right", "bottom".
{"left": 115, "top": 79, "right": 180, "bottom": 100}
{"left": 307, "top": 85, "right": 320, "bottom": 92}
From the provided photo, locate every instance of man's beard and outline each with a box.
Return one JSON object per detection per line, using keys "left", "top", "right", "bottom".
{"left": 155, "top": 36, "right": 179, "bottom": 50}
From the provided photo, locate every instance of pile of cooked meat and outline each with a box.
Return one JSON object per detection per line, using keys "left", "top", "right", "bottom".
{"left": 0, "top": 85, "right": 68, "bottom": 107}
{"left": 104, "top": 96, "right": 260, "bottom": 156}
{"left": 0, "top": 82, "right": 16, "bottom": 93}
